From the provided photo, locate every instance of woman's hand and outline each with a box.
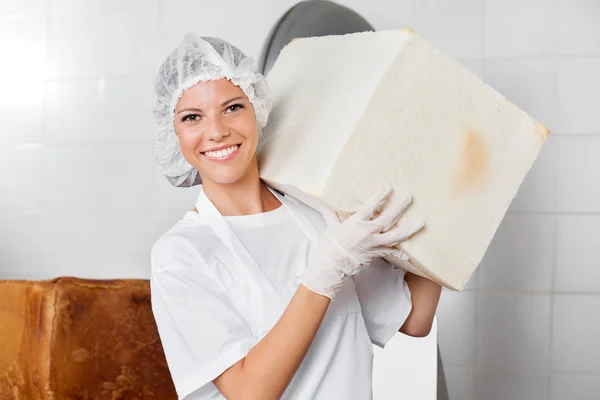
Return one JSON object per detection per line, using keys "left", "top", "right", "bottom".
{"left": 299, "top": 184, "right": 424, "bottom": 299}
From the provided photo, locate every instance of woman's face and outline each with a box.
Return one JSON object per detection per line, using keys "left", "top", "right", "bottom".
{"left": 174, "top": 78, "right": 259, "bottom": 185}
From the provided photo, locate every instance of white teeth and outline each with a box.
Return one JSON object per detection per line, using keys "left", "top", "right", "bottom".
{"left": 204, "top": 145, "right": 238, "bottom": 158}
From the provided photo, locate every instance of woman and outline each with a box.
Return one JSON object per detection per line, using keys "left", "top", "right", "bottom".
{"left": 150, "top": 34, "right": 442, "bottom": 400}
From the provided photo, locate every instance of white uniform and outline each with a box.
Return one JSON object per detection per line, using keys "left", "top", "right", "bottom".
{"left": 150, "top": 186, "right": 413, "bottom": 399}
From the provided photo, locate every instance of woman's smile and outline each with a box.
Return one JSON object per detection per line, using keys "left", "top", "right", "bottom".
{"left": 201, "top": 143, "right": 242, "bottom": 162}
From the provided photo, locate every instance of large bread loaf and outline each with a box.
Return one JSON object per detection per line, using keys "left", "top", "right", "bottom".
{"left": 258, "top": 29, "right": 549, "bottom": 290}
{"left": 0, "top": 277, "right": 177, "bottom": 399}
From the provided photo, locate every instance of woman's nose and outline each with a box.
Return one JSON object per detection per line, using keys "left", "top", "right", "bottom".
{"left": 206, "top": 117, "right": 230, "bottom": 141}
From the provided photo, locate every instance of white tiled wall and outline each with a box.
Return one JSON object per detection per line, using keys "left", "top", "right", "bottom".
{"left": 551, "top": 373, "right": 600, "bottom": 400}
{"left": 557, "top": 58, "right": 600, "bottom": 134}
{"left": 473, "top": 371, "right": 551, "bottom": 400}
{"left": 484, "top": 0, "right": 559, "bottom": 59}
{"left": 476, "top": 293, "right": 552, "bottom": 372}
{"left": 479, "top": 214, "right": 555, "bottom": 292}
{"left": 552, "top": 295, "right": 600, "bottom": 374}
{"left": 554, "top": 215, "right": 600, "bottom": 293}
{"left": 1, "top": 0, "right": 598, "bottom": 399}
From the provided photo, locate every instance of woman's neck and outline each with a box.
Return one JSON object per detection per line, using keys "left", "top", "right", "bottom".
{"left": 199, "top": 171, "right": 281, "bottom": 217}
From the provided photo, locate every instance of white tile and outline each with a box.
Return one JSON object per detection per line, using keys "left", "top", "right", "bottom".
{"left": 552, "top": 295, "right": 600, "bottom": 374}
{"left": 474, "top": 371, "right": 550, "bottom": 400}
{"left": 557, "top": 136, "right": 600, "bottom": 213}
{"left": 217, "top": 0, "right": 300, "bottom": 61}
{"left": 86, "top": 211, "right": 154, "bottom": 279}
{"left": 101, "top": 0, "right": 159, "bottom": 13}
{"left": 50, "top": 0, "right": 101, "bottom": 17}
{"left": 0, "top": 144, "right": 42, "bottom": 212}
{"left": 480, "top": 214, "right": 555, "bottom": 292}
{"left": 152, "top": 170, "right": 201, "bottom": 212}
{"left": 0, "top": 104, "right": 44, "bottom": 143}
{"left": 410, "top": 0, "right": 485, "bottom": 59}
{"left": 476, "top": 294, "right": 551, "bottom": 371}
{"left": 557, "top": 58, "right": 600, "bottom": 134}
{"left": 41, "top": 210, "right": 154, "bottom": 279}
{"left": 484, "top": 59, "right": 559, "bottom": 132}
{"left": 0, "top": 0, "right": 47, "bottom": 18}
{"left": 509, "top": 136, "right": 558, "bottom": 212}
{"left": 41, "top": 143, "right": 155, "bottom": 211}
{"left": 0, "top": 211, "right": 42, "bottom": 277}
{"left": 0, "top": 264, "right": 46, "bottom": 280}
{"left": 101, "top": 74, "right": 157, "bottom": 143}
{"left": 444, "top": 367, "right": 473, "bottom": 400}
{"left": 551, "top": 373, "right": 600, "bottom": 400}
{"left": 0, "top": 15, "right": 46, "bottom": 46}
{"left": 436, "top": 290, "right": 476, "bottom": 367}
{"left": 485, "top": 0, "right": 558, "bottom": 58}
{"left": 0, "top": 16, "right": 47, "bottom": 114}
{"left": 100, "top": 10, "right": 160, "bottom": 75}
{"left": 555, "top": 215, "right": 600, "bottom": 293}
{"left": 45, "top": 79, "right": 103, "bottom": 142}
{"left": 47, "top": 14, "right": 102, "bottom": 77}
{"left": 0, "top": 211, "right": 42, "bottom": 255}
{"left": 335, "top": 0, "right": 418, "bottom": 32}
{"left": 157, "top": 0, "right": 221, "bottom": 59}
{"left": 558, "top": 0, "right": 600, "bottom": 56}
{"left": 0, "top": 251, "right": 44, "bottom": 278}
{"left": 40, "top": 210, "right": 93, "bottom": 276}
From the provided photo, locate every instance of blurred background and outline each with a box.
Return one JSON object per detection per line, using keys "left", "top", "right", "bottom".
{"left": 0, "top": 0, "right": 598, "bottom": 399}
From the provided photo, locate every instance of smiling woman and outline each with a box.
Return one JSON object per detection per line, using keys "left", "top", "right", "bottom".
{"left": 152, "top": 34, "right": 272, "bottom": 189}
{"left": 149, "top": 34, "right": 435, "bottom": 400}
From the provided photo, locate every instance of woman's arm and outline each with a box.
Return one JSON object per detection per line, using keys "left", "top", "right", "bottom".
{"left": 214, "top": 186, "right": 421, "bottom": 398}
{"left": 399, "top": 272, "right": 442, "bottom": 337}
{"left": 213, "top": 284, "right": 330, "bottom": 400}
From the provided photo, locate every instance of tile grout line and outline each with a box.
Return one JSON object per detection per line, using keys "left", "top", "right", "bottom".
{"left": 41, "top": 0, "right": 54, "bottom": 221}
{"left": 548, "top": 41, "right": 561, "bottom": 396}
{"left": 475, "top": 289, "right": 600, "bottom": 296}
{"left": 549, "top": 133, "right": 600, "bottom": 137}
{"left": 483, "top": 54, "right": 600, "bottom": 61}
{"left": 469, "top": 365, "right": 600, "bottom": 377}
{"left": 549, "top": 213, "right": 558, "bottom": 397}
{"left": 508, "top": 210, "right": 600, "bottom": 216}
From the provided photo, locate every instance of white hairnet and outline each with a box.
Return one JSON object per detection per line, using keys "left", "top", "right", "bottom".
{"left": 152, "top": 34, "right": 272, "bottom": 187}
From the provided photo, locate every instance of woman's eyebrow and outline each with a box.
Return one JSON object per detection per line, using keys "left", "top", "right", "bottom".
{"left": 176, "top": 96, "right": 246, "bottom": 114}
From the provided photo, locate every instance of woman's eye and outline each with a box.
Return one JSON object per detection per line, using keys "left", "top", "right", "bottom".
{"left": 226, "top": 104, "right": 244, "bottom": 113}
{"left": 182, "top": 114, "right": 200, "bottom": 122}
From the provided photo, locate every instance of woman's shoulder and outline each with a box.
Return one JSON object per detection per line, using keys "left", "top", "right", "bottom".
{"left": 150, "top": 212, "right": 217, "bottom": 275}
{"left": 281, "top": 191, "right": 327, "bottom": 230}
{"left": 159, "top": 209, "right": 211, "bottom": 235}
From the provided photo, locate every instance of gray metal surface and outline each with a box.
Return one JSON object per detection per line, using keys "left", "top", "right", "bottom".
{"left": 258, "top": 0, "right": 374, "bottom": 76}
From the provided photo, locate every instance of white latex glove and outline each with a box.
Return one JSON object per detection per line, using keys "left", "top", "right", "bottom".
{"left": 299, "top": 185, "right": 424, "bottom": 299}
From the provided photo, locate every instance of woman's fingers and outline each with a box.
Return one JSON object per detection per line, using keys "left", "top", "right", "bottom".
{"left": 373, "top": 219, "right": 425, "bottom": 247}
{"left": 318, "top": 204, "right": 342, "bottom": 226}
{"left": 351, "top": 184, "right": 392, "bottom": 221}
{"left": 375, "top": 193, "right": 412, "bottom": 231}
{"left": 376, "top": 247, "right": 410, "bottom": 261}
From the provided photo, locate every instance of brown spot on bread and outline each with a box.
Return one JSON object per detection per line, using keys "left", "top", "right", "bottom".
{"left": 452, "top": 128, "right": 490, "bottom": 194}
{"left": 72, "top": 347, "right": 90, "bottom": 362}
